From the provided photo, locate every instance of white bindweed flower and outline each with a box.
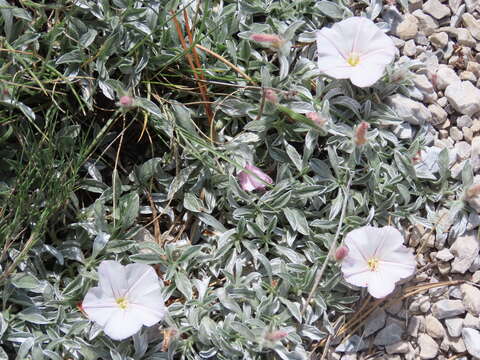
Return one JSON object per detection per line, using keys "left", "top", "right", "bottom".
{"left": 82, "top": 260, "right": 167, "bottom": 340}
{"left": 316, "top": 17, "right": 396, "bottom": 87}
{"left": 237, "top": 164, "right": 273, "bottom": 192}
{"left": 341, "top": 226, "right": 416, "bottom": 298}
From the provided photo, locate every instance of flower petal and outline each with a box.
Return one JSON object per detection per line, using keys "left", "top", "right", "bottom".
{"left": 316, "top": 27, "right": 349, "bottom": 60}
{"left": 129, "top": 289, "right": 167, "bottom": 326}
{"left": 82, "top": 286, "right": 118, "bottom": 327}
{"left": 349, "top": 63, "right": 386, "bottom": 87}
{"left": 344, "top": 226, "right": 379, "bottom": 260}
{"left": 103, "top": 308, "right": 144, "bottom": 340}
{"left": 342, "top": 257, "right": 371, "bottom": 288}
{"left": 367, "top": 271, "right": 396, "bottom": 298}
{"left": 98, "top": 260, "right": 128, "bottom": 298}
{"left": 238, "top": 164, "right": 272, "bottom": 191}
{"left": 124, "top": 263, "right": 161, "bottom": 299}
{"left": 372, "top": 226, "right": 406, "bottom": 258}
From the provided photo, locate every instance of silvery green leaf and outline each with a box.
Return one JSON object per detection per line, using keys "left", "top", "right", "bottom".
{"left": 135, "top": 97, "right": 163, "bottom": 118}
{"left": 0, "top": 99, "right": 35, "bottom": 121}
{"left": 314, "top": 1, "right": 344, "bottom": 18}
{"left": 280, "top": 298, "right": 302, "bottom": 322}
{"left": 0, "top": 347, "right": 7, "bottom": 360}
{"left": 11, "top": 273, "right": 41, "bottom": 290}
{"left": 283, "top": 208, "right": 309, "bottom": 235}
{"left": 118, "top": 192, "right": 139, "bottom": 228}
{"left": 15, "top": 337, "right": 34, "bottom": 360}
{"left": 92, "top": 232, "right": 110, "bottom": 258}
{"left": 184, "top": 193, "right": 204, "bottom": 213}
{"left": 79, "top": 29, "right": 97, "bottom": 48}
{"left": 462, "top": 161, "right": 473, "bottom": 187}
{"left": 197, "top": 213, "right": 227, "bottom": 233}
{"left": 285, "top": 143, "right": 303, "bottom": 172}
{"left": 56, "top": 49, "right": 84, "bottom": 64}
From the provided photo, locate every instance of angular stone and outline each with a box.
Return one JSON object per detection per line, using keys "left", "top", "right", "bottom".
{"left": 435, "top": 248, "right": 454, "bottom": 261}
{"left": 396, "top": 14, "right": 419, "bottom": 40}
{"left": 386, "top": 341, "right": 410, "bottom": 354}
{"left": 363, "top": 308, "right": 386, "bottom": 337}
{"left": 407, "top": 315, "right": 424, "bottom": 337}
{"left": 460, "top": 71, "right": 477, "bottom": 82}
{"left": 450, "top": 126, "right": 463, "bottom": 141}
{"left": 445, "top": 318, "right": 463, "bottom": 337}
{"left": 403, "top": 39, "right": 417, "bottom": 57}
{"left": 429, "top": 32, "right": 448, "bottom": 48}
{"left": 423, "top": 0, "right": 451, "bottom": 19}
{"left": 425, "top": 315, "right": 446, "bottom": 338}
{"left": 431, "top": 299, "right": 466, "bottom": 319}
{"left": 413, "top": 10, "right": 439, "bottom": 36}
{"left": 445, "top": 81, "right": 480, "bottom": 116}
{"left": 387, "top": 94, "right": 431, "bottom": 125}
{"left": 462, "top": 13, "right": 480, "bottom": 40}
{"left": 457, "top": 115, "right": 473, "bottom": 128}
{"left": 435, "top": 64, "right": 461, "bottom": 90}
{"left": 335, "top": 335, "right": 368, "bottom": 353}
{"left": 418, "top": 333, "right": 439, "bottom": 359}
{"left": 450, "top": 231, "right": 479, "bottom": 273}
{"left": 428, "top": 104, "right": 447, "bottom": 125}
{"left": 464, "top": 312, "right": 480, "bottom": 329}
{"left": 462, "top": 328, "right": 480, "bottom": 358}
{"left": 373, "top": 322, "right": 404, "bottom": 346}
{"left": 455, "top": 141, "right": 471, "bottom": 159}
{"left": 461, "top": 284, "right": 480, "bottom": 316}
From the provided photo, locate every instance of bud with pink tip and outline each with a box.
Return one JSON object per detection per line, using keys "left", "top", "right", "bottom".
{"left": 250, "top": 33, "right": 284, "bottom": 48}
{"left": 238, "top": 164, "right": 273, "bottom": 192}
{"left": 354, "top": 121, "right": 370, "bottom": 146}
{"left": 306, "top": 112, "right": 326, "bottom": 127}
{"left": 263, "top": 88, "right": 278, "bottom": 104}
{"left": 119, "top": 95, "right": 135, "bottom": 108}
{"left": 335, "top": 246, "right": 349, "bottom": 261}
{"left": 265, "top": 330, "right": 288, "bottom": 341}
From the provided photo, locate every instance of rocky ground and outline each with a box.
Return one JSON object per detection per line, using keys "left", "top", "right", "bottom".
{"left": 326, "top": 0, "right": 480, "bottom": 359}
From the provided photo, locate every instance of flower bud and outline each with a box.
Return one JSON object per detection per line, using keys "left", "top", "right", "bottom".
{"left": 119, "top": 95, "right": 135, "bottom": 107}
{"left": 354, "top": 121, "right": 370, "bottom": 146}
{"left": 238, "top": 164, "right": 273, "bottom": 192}
{"left": 263, "top": 88, "right": 278, "bottom": 104}
{"left": 466, "top": 184, "right": 480, "bottom": 199}
{"left": 250, "top": 33, "right": 284, "bottom": 48}
{"left": 265, "top": 330, "right": 288, "bottom": 341}
{"left": 306, "top": 112, "right": 327, "bottom": 126}
{"left": 335, "top": 246, "right": 349, "bottom": 261}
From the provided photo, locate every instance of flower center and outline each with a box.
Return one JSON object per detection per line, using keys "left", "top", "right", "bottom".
{"left": 116, "top": 297, "right": 128, "bottom": 310}
{"left": 347, "top": 53, "right": 360, "bottom": 67}
{"left": 367, "top": 258, "right": 379, "bottom": 271}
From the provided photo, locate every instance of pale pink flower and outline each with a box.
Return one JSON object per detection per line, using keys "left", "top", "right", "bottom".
{"left": 354, "top": 121, "right": 370, "bottom": 145}
{"left": 264, "top": 88, "right": 278, "bottom": 104}
{"left": 341, "top": 226, "right": 416, "bottom": 298}
{"left": 265, "top": 330, "right": 289, "bottom": 341}
{"left": 335, "top": 246, "right": 349, "bottom": 261}
{"left": 119, "top": 95, "right": 135, "bottom": 107}
{"left": 82, "top": 261, "right": 166, "bottom": 340}
{"left": 238, "top": 164, "right": 273, "bottom": 192}
{"left": 316, "top": 17, "right": 396, "bottom": 87}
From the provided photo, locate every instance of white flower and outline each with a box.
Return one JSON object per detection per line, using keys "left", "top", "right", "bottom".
{"left": 341, "top": 226, "right": 416, "bottom": 298}
{"left": 82, "top": 260, "right": 167, "bottom": 340}
{"left": 316, "top": 17, "right": 396, "bottom": 87}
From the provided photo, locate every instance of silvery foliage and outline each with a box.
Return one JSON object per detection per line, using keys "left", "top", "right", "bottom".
{"left": 0, "top": 0, "right": 472, "bottom": 359}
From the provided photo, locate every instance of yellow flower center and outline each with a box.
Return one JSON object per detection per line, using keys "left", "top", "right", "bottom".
{"left": 116, "top": 297, "right": 128, "bottom": 310}
{"left": 367, "top": 258, "right": 379, "bottom": 271}
{"left": 347, "top": 53, "right": 360, "bottom": 67}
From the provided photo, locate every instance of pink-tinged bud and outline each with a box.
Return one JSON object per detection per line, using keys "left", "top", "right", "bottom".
{"left": 354, "top": 121, "right": 370, "bottom": 146}
{"left": 119, "top": 95, "right": 135, "bottom": 107}
{"left": 238, "top": 164, "right": 273, "bottom": 192}
{"left": 306, "top": 112, "right": 326, "bottom": 126}
{"left": 412, "top": 151, "right": 422, "bottom": 164}
{"left": 264, "top": 88, "right": 278, "bottom": 104}
{"left": 250, "top": 33, "right": 284, "bottom": 48}
{"left": 265, "top": 330, "right": 288, "bottom": 341}
{"left": 335, "top": 246, "right": 349, "bottom": 261}
{"left": 466, "top": 184, "right": 480, "bottom": 199}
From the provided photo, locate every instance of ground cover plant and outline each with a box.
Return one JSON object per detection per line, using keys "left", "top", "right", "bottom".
{"left": 0, "top": 0, "right": 475, "bottom": 359}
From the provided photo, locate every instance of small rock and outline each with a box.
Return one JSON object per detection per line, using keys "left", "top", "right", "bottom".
{"left": 467, "top": 61, "right": 480, "bottom": 77}
{"left": 449, "top": 0, "right": 462, "bottom": 12}
{"left": 437, "top": 261, "right": 451, "bottom": 275}
{"left": 387, "top": 94, "right": 431, "bottom": 125}
{"left": 450, "top": 126, "right": 463, "bottom": 141}
{"left": 451, "top": 3, "right": 466, "bottom": 27}
{"left": 373, "top": 322, "right": 404, "bottom": 346}
{"left": 432, "top": 299, "right": 466, "bottom": 319}
{"left": 455, "top": 141, "right": 471, "bottom": 159}
{"left": 413, "top": 74, "right": 436, "bottom": 102}
{"left": 340, "top": 354, "right": 357, "bottom": 360}
{"left": 396, "top": 14, "right": 419, "bottom": 40}
{"left": 408, "top": 315, "right": 425, "bottom": 338}
{"left": 445, "top": 318, "right": 463, "bottom": 337}
{"left": 448, "top": 336, "right": 467, "bottom": 353}
{"left": 435, "top": 64, "right": 461, "bottom": 90}
{"left": 428, "top": 104, "right": 447, "bottom": 125}
{"left": 467, "top": 212, "right": 480, "bottom": 231}
{"left": 460, "top": 71, "right": 477, "bottom": 82}
{"left": 450, "top": 231, "right": 479, "bottom": 273}
{"left": 449, "top": 27, "right": 477, "bottom": 47}
{"left": 429, "top": 32, "right": 448, "bottom": 48}
{"left": 457, "top": 115, "right": 473, "bottom": 128}
{"left": 435, "top": 248, "right": 454, "bottom": 261}
{"left": 463, "top": 127, "right": 473, "bottom": 143}
{"left": 386, "top": 300, "right": 403, "bottom": 315}
{"left": 462, "top": 328, "right": 480, "bottom": 358}
{"left": 363, "top": 308, "right": 386, "bottom": 337}
{"left": 335, "top": 335, "right": 368, "bottom": 353}
{"left": 423, "top": 0, "right": 451, "bottom": 19}
{"left": 386, "top": 341, "right": 410, "bottom": 354}
{"left": 462, "top": 13, "right": 480, "bottom": 40}
{"left": 418, "top": 333, "right": 439, "bottom": 359}
{"left": 403, "top": 39, "right": 417, "bottom": 57}
{"left": 470, "top": 255, "right": 480, "bottom": 272}
{"left": 409, "top": 295, "right": 430, "bottom": 313}
{"left": 464, "top": 312, "right": 480, "bottom": 329}
{"left": 425, "top": 315, "right": 446, "bottom": 338}
{"left": 450, "top": 286, "right": 463, "bottom": 299}
{"left": 393, "top": 122, "right": 413, "bottom": 139}
{"left": 413, "top": 10, "right": 439, "bottom": 36}
{"left": 461, "top": 284, "right": 480, "bottom": 316}
{"left": 465, "top": 0, "right": 479, "bottom": 12}
{"left": 445, "top": 81, "right": 480, "bottom": 116}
